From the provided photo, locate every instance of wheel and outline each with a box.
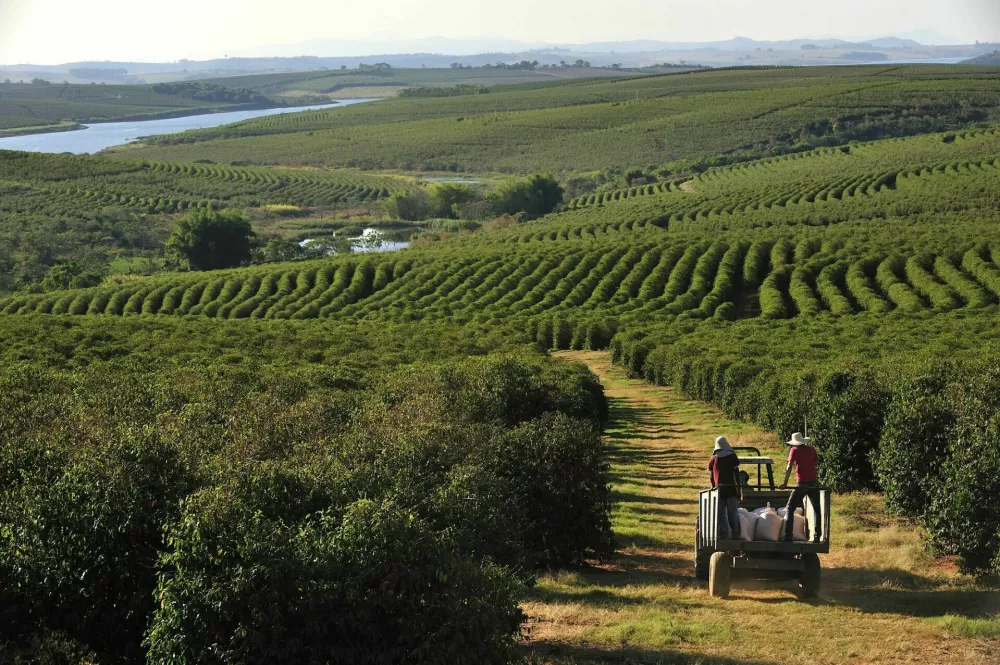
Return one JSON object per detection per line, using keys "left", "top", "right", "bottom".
{"left": 695, "top": 548, "right": 711, "bottom": 581}
{"left": 694, "top": 517, "right": 710, "bottom": 581}
{"left": 798, "top": 553, "right": 821, "bottom": 599}
{"left": 709, "top": 552, "right": 732, "bottom": 598}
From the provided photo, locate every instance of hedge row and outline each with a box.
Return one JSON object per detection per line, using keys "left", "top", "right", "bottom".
{"left": 610, "top": 316, "right": 1000, "bottom": 575}
{"left": 0, "top": 345, "right": 612, "bottom": 663}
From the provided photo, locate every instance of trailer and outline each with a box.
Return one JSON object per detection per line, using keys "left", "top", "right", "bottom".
{"left": 694, "top": 447, "right": 831, "bottom": 599}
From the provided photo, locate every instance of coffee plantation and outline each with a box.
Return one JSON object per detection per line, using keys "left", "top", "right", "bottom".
{"left": 2, "top": 64, "right": 1000, "bottom": 663}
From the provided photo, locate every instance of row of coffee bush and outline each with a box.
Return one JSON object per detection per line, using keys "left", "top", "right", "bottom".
{"left": 0, "top": 318, "right": 612, "bottom": 664}
{"left": 611, "top": 312, "right": 1000, "bottom": 576}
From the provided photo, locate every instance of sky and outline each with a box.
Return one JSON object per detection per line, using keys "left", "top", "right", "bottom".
{"left": 1, "top": 0, "right": 999, "bottom": 65}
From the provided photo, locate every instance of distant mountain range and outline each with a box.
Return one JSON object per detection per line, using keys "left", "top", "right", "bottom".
{"left": 235, "top": 35, "right": 935, "bottom": 59}
{"left": 226, "top": 28, "right": 975, "bottom": 58}
{"left": 1, "top": 36, "right": 995, "bottom": 83}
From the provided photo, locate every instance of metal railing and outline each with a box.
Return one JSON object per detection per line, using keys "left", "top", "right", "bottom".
{"left": 698, "top": 486, "right": 831, "bottom": 550}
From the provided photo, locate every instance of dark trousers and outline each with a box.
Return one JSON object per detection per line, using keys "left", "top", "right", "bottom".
{"left": 784, "top": 481, "right": 821, "bottom": 541}
{"left": 718, "top": 495, "right": 741, "bottom": 540}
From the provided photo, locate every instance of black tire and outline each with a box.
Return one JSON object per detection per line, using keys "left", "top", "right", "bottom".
{"left": 798, "top": 553, "right": 821, "bottom": 599}
{"left": 695, "top": 548, "right": 711, "bottom": 581}
{"left": 694, "top": 516, "right": 710, "bottom": 581}
{"left": 709, "top": 552, "right": 732, "bottom": 598}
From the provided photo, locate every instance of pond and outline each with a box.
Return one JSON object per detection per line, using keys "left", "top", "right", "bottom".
{"left": 301, "top": 228, "right": 411, "bottom": 255}
{"left": 0, "top": 99, "right": 378, "bottom": 155}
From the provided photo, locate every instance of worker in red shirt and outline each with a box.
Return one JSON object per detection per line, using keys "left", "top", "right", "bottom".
{"left": 778, "top": 432, "right": 822, "bottom": 543}
{"left": 708, "top": 436, "right": 742, "bottom": 540}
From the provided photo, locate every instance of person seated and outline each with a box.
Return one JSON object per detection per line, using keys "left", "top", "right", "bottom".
{"left": 739, "top": 470, "right": 751, "bottom": 488}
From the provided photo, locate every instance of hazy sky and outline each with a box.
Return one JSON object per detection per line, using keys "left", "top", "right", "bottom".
{"left": 1, "top": 0, "right": 999, "bottom": 64}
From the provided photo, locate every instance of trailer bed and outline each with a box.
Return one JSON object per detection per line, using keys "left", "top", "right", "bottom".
{"left": 715, "top": 540, "right": 829, "bottom": 554}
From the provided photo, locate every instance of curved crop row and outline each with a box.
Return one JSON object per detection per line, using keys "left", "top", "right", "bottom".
{"left": 815, "top": 261, "right": 854, "bottom": 315}
{"left": 904, "top": 255, "right": 960, "bottom": 312}
{"left": 876, "top": 256, "right": 925, "bottom": 313}
{"left": 845, "top": 258, "right": 890, "bottom": 313}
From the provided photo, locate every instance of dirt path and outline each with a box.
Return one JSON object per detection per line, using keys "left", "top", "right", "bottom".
{"left": 524, "top": 351, "right": 998, "bottom": 665}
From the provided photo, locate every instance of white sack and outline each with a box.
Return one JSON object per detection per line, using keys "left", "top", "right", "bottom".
{"left": 804, "top": 496, "right": 821, "bottom": 541}
{"left": 755, "top": 510, "right": 783, "bottom": 542}
{"left": 738, "top": 510, "right": 759, "bottom": 542}
{"left": 791, "top": 513, "right": 807, "bottom": 541}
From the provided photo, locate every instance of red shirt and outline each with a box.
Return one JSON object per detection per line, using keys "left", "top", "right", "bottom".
{"left": 788, "top": 445, "right": 818, "bottom": 483}
{"left": 708, "top": 453, "right": 740, "bottom": 498}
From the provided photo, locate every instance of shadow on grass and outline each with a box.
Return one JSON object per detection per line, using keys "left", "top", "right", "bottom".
{"left": 610, "top": 490, "right": 688, "bottom": 507}
{"left": 527, "top": 584, "right": 684, "bottom": 609}
{"left": 613, "top": 531, "right": 689, "bottom": 552}
{"left": 822, "top": 567, "right": 1000, "bottom": 618}
{"left": 616, "top": 504, "right": 689, "bottom": 519}
{"left": 545, "top": 552, "right": 702, "bottom": 591}
{"left": 525, "top": 642, "right": 779, "bottom": 665}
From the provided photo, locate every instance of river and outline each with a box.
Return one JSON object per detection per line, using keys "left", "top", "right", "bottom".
{"left": 0, "top": 98, "right": 377, "bottom": 155}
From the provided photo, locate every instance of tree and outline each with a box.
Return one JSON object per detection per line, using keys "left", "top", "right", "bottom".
{"left": 427, "top": 182, "right": 476, "bottom": 218}
{"left": 625, "top": 169, "right": 649, "bottom": 186}
{"left": 166, "top": 208, "right": 255, "bottom": 271}
{"left": 300, "top": 236, "right": 352, "bottom": 257}
{"left": 383, "top": 191, "right": 429, "bottom": 221}
{"left": 254, "top": 237, "right": 304, "bottom": 264}
{"left": 487, "top": 173, "right": 564, "bottom": 217}
{"left": 41, "top": 262, "right": 103, "bottom": 291}
{"left": 357, "top": 230, "right": 385, "bottom": 252}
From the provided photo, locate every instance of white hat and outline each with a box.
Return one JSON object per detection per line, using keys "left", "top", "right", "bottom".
{"left": 787, "top": 432, "right": 810, "bottom": 446}
{"left": 714, "top": 436, "right": 733, "bottom": 452}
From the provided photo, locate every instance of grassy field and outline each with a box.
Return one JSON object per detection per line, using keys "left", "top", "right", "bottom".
{"left": 525, "top": 352, "right": 999, "bottom": 665}
{"left": 123, "top": 66, "right": 1000, "bottom": 173}
{"left": 201, "top": 67, "right": 628, "bottom": 95}
{"left": 0, "top": 67, "right": 630, "bottom": 134}
{"left": 0, "top": 120, "right": 82, "bottom": 138}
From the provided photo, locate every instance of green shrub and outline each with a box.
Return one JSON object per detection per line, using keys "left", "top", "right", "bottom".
{"left": 438, "top": 413, "right": 614, "bottom": 568}
{"left": 924, "top": 369, "right": 1000, "bottom": 574}
{"left": 0, "top": 428, "right": 191, "bottom": 662}
{"left": 148, "top": 492, "right": 524, "bottom": 665}
{"left": 0, "top": 630, "right": 98, "bottom": 665}
{"left": 874, "top": 373, "right": 957, "bottom": 517}
{"left": 808, "top": 370, "right": 888, "bottom": 492}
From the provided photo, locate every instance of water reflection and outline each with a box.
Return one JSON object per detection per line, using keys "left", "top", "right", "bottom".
{"left": 0, "top": 99, "right": 378, "bottom": 154}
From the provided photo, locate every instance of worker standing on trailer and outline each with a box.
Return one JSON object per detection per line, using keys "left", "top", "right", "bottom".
{"left": 779, "top": 432, "right": 822, "bottom": 543}
{"left": 708, "top": 436, "right": 742, "bottom": 540}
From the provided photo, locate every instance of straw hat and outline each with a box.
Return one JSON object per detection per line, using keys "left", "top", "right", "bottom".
{"left": 786, "top": 432, "right": 811, "bottom": 446}
{"left": 714, "top": 436, "right": 733, "bottom": 453}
